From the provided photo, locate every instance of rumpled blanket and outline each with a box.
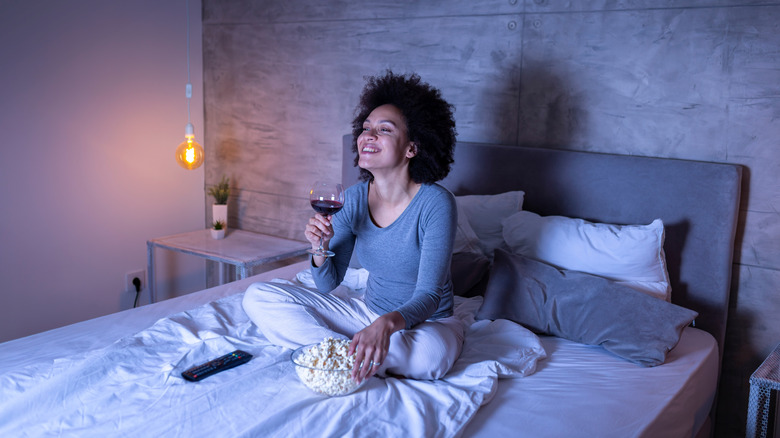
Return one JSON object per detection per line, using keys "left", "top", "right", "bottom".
{"left": 0, "top": 278, "right": 545, "bottom": 438}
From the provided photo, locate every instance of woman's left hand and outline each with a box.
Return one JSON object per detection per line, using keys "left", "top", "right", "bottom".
{"left": 349, "top": 311, "right": 405, "bottom": 383}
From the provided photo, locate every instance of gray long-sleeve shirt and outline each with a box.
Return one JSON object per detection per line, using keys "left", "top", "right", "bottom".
{"left": 311, "top": 181, "right": 456, "bottom": 329}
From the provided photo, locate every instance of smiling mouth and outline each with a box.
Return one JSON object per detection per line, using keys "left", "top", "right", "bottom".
{"left": 361, "top": 146, "right": 379, "bottom": 153}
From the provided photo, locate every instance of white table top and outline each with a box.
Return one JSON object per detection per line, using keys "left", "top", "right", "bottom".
{"left": 148, "top": 229, "right": 309, "bottom": 267}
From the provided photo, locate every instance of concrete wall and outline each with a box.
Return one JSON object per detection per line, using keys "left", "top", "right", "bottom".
{"left": 202, "top": 1, "right": 779, "bottom": 435}
{"left": 0, "top": 0, "right": 208, "bottom": 342}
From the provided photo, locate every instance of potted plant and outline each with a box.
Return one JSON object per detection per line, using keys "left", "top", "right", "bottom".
{"left": 210, "top": 219, "right": 226, "bottom": 240}
{"left": 208, "top": 175, "right": 230, "bottom": 230}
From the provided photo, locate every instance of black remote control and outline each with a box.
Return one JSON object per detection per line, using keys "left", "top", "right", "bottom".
{"left": 181, "top": 350, "right": 253, "bottom": 382}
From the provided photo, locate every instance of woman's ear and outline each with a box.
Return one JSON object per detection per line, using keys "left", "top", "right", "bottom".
{"left": 406, "top": 142, "right": 418, "bottom": 159}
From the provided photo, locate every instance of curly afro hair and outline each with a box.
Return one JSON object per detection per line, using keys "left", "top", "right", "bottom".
{"left": 351, "top": 71, "right": 456, "bottom": 183}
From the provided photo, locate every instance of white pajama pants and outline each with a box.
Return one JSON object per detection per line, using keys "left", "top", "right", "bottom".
{"left": 242, "top": 281, "right": 464, "bottom": 380}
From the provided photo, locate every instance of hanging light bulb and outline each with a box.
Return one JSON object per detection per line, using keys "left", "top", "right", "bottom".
{"left": 176, "top": 122, "right": 204, "bottom": 169}
{"left": 176, "top": 0, "right": 203, "bottom": 170}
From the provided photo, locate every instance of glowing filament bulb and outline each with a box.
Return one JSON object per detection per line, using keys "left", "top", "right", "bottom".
{"left": 176, "top": 123, "right": 204, "bottom": 170}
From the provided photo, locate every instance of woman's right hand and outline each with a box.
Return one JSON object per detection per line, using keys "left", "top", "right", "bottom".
{"left": 305, "top": 213, "right": 333, "bottom": 264}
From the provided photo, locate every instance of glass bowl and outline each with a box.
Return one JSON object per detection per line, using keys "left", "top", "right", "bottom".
{"left": 290, "top": 343, "right": 365, "bottom": 396}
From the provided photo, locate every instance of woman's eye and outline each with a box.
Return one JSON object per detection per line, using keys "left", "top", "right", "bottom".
{"left": 360, "top": 125, "right": 392, "bottom": 134}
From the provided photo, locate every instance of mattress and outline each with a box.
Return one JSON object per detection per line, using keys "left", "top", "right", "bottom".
{"left": 463, "top": 327, "right": 718, "bottom": 438}
{"left": 0, "top": 262, "right": 718, "bottom": 437}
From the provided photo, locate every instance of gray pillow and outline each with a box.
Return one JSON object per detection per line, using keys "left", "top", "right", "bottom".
{"left": 476, "top": 249, "right": 697, "bottom": 367}
{"left": 451, "top": 250, "right": 490, "bottom": 297}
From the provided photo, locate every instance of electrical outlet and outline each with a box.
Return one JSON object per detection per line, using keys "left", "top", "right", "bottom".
{"left": 125, "top": 269, "right": 146, "bottom": 292}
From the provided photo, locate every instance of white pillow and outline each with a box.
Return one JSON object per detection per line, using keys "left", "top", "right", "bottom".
{"left": 501, "top": 211, "right": 671, "bottom": 301}
{"left": 456, "top": 191, "right": 524, "bottom": 257}
{"left": 453, "top": 201, "right": 483, "bottom": 255}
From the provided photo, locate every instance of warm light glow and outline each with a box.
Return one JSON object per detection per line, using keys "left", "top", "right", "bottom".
{"left": 175, "top": 136, "right": 204, "bottom": 170}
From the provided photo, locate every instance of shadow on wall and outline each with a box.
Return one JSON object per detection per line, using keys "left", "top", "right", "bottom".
{"left": 716, "top": 267, "right": 759, "bottom": 437}
{"left": 717, "top": 164, "right": 755, "bottom": 438}
{"left": 516, "top": 64, "right": 584, "bottom": 150}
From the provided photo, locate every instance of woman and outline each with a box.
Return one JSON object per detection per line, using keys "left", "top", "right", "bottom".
{"left": 242, "top": 71, "right": 460, "bottom": 383}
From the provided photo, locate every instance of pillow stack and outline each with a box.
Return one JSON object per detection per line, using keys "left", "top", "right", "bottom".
{"left": 455, "top": 197, "right": 695, "bottom": 367}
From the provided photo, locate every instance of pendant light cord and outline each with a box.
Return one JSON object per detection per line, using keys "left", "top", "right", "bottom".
{"left": 185, "top": 0, "right": 192, "bottom": 124}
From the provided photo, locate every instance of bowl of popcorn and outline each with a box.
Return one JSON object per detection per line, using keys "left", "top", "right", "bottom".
{"left": 290, "top": 337, "right": 365, "bottom": 396}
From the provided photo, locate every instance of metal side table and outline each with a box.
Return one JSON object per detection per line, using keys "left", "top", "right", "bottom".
{"left": 747, "top": 343, "right": 780, "bottom": 438}
{"left": 147, "top": 229, "right": 309, "bottom": 303}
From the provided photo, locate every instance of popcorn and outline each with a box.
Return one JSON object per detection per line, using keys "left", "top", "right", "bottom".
{"left": 293, "top": 337, "right": 361, "bottom": 396}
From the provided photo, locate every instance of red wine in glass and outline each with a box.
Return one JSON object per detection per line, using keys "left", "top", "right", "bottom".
{"left": 310, "top": 199, "right": 344, "bottom": 216}
{"left": 307, "top": 181, "right": 344, "bottom": 258}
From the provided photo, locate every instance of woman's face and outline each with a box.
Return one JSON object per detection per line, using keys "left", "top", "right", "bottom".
{"left": 357, "top": 104, "right": 416, "bottom": 177}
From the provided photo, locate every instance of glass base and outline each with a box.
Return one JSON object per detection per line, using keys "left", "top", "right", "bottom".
{"left": 307, "top": 248, "right": 335, "bottom": 258}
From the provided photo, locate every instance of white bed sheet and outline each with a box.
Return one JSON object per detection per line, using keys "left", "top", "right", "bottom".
{"left": 0, "top": 265, "right": 546, "bottom": 438}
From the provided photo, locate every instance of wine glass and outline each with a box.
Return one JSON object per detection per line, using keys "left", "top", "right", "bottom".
{"left": 307, "top": 181, "right": 345, "bottom": 258}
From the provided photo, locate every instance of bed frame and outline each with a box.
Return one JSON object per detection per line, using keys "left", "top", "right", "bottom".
{"left": 343, "top": 134, "right": 743, "bottom": 432}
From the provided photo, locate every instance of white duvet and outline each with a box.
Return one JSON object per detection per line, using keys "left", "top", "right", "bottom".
{"left": 0, "top": 276, "right": 545, "bottom": 437}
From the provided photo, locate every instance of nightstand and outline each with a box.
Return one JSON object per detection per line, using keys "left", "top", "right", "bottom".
{"left": 747, "top": 343, "right": 780, "bottom": 438}
{"left": 147, "top": 229, "right": 309, "bottom": 303}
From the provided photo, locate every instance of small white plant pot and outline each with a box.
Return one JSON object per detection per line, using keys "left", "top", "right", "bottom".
{"left": 211, "top": 229, "right": 225, "bottom": 240}
{"left": 212, "top": 204, "right": 228, "bottom": 231}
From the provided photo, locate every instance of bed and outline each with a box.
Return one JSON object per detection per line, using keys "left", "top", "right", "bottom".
{"left": 0, "top": 137, "right": 742, "bottom": 438}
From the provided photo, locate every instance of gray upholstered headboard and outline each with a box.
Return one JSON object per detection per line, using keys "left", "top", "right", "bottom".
{"left": 341, "top": 134, "right": 743, "bottom": 359}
